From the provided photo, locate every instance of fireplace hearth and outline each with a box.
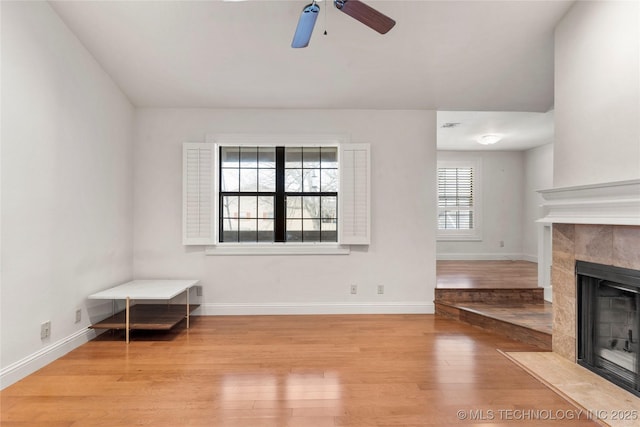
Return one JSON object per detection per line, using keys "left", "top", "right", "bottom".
{"left": 577, "top": 261, "right": 640, "bottom": 396}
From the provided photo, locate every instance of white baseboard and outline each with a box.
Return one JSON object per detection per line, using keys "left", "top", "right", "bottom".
{"left": 437, "top": 252, "right": 526, "bottom": 261}
{"left": 1, "top": 327, "right": 99, "bottom": 390}
{"left": 522, "top": 254, "right": 538, "bottom": 263}
{"left": 194, "top": 302, "right": 435, "bottom": 316}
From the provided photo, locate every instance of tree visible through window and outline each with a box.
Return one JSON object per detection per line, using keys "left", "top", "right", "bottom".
{"left": 438, "top": 166, "right": 474, "bottom": 230}
{"left": 219, "top": 146, "right": 338, "bottom": 243}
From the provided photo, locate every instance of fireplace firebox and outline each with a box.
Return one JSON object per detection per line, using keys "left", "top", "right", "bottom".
{"left": 577, "top": 261, "right": 640, "bottom": 396}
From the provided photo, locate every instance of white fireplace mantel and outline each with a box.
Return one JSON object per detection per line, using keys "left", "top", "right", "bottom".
{"left": 538, "top": 179, "right": 640, "bottom": 226}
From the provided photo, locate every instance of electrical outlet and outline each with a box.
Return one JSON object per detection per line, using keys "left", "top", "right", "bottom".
{"left": 196, "top": 286, "right": 203, "bottom": 297}
{"left": 75, "top": 309, "right": 82, "bottom": 323}
{"left": 377, "top": 285, "right": 384, "bottom": 295}
{"left": 40, "top": 321, "right": 51, "bottom": 339}
{"left": 499, "top": 240, "right": 505, "bottom": 248}
{"left": 350, "top": 285, "right": 358, "bottom": 295}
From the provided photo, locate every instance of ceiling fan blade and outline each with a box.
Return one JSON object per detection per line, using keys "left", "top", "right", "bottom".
{"left": 334, "top": 0, "right": 395, "bottom": 34}
{"left": 292, "top": 2, "right": 320, "bottom": 48}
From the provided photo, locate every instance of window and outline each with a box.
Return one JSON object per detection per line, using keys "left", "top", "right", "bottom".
{"left": 437, "top": 160, "right": 482, "bottom": 240}
{"left": 219, "top": 146, "right": 338, "bottom": 243}
{"left": 182, "top": 137, "right": 370, "bottom": 253}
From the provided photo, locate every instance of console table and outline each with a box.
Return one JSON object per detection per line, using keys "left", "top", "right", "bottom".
{"left": 88, "top": 279, "right": 199, "bottom": 343}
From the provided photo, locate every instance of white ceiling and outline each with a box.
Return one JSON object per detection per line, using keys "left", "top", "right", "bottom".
{"left": 49, "top": 0, "right": 570, "bottom": 150}
{"left": 437, "top": 110, "right": 554, "bottom": 151}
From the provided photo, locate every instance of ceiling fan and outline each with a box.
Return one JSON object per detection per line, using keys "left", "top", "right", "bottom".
{"left": 292, "top": 0, "right": 396, "bottom": 48}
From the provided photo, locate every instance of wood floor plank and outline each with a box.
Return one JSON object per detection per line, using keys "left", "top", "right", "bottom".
{"left": 437, "top": 260, "right": 538, "bottom": 289}
{"left": 1, "top": 315, "right": 600, "bottom": 426}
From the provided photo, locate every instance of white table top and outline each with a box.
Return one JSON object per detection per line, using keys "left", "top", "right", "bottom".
{"left": 87, "top": 279, "right": 199, "bottom": 300}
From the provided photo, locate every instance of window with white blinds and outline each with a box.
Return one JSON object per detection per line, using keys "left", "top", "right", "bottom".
{"left": 182, "top": 139, "right": 370, "bottom": 251}
{"left": 438, "top": 167, "right": 473, "bottom": 229}
{"left": 437, "top": 160, "right": 482, "bottom": 240}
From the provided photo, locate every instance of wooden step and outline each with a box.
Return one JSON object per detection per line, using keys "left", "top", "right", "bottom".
{"left": 435, "top": 287, "right": 544, "bottom": 304}
{"left": 435, "top": 300, "right": 552, "bottom": 350}
{"left": 434, "top": 287, "right": 551, "bottom": 350}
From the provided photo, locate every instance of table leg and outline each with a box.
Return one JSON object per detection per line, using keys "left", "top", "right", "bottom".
{"left": 125, "top": 297, "right": 130, "bottom": 344}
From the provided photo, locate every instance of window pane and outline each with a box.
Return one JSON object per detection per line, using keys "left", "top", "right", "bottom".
{"left": 221, "top": 168, "right": 239, "bottom": 192}
{"left": 239, "top": 219, "right": 257, "bottom": 242}
{"left": 257, "top": 219, "right": 274, "bottom": 242}
{"left": 240, "top": 147, "right": 258, "bottom": 168}
{"left": 287, "top": 196, "right": 302, "bottom": 218}
{"left": 285, "top": 147, "right": 302, "bottom": 168}
{"left": 240, "top": 168, "right": 258, "bottom": 192}
{"left": 439, "top": 210, "right": 473, "bottom": 230}
{"left": 258, "top": 169, "right": 276, "bottom": 192}
{"left": 286, "top": 219, "right": 302, "bottom": 241}
{"left": 302, "top": 196, "right": 320, "bottom": 219}
{"left": 303, "top": 147, "right": 320, "bottom": 168}
{"left": 285, "top": 169, "right": 302, "bottom": 192}
{"left": 320, "top": 169, "right": 338, "bottom": 192}
{"left": 258, "top": 196, "right": 274, "bottom": 219}
{"left": 321, "top": 148, "right": 337, "bottom": 168}
{"left": 321, "top": 196, "right": 337, "bottom": 221}
{"left": 321, "top": 230, "right": 337, "bottom": 242}
{"left": 222, "top": 196, "right": 239, "bottom": 218}
{"left": 302, "top": 169, "right": 320, "bottom": 192}
{"left": 222, "top": 218, "right": 238, "bottom": 242}
{"left": 258, "top": 218, "right": 274, "bottom": 231}
{"left": 302, "top": 219, "right": 321, "bottom": 242}
{"left": 221, "top": 147, "right": 239, "bottom": 168}
{"left": 258, "top": 147, "right": 276, "bottom": 168}
{"left": 239, "top": 196, "right": 257, "bottom": 219}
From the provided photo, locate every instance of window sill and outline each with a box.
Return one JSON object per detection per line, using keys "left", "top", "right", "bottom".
{"left": 205, "top": 243, "right": 351, "bottom": 256}
{"left": 437, "top": 233, "right": 482, "bottom": 242}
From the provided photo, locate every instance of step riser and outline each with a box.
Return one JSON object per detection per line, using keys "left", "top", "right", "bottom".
{"left": 435, "top": 288, "right": 544, "bottom": 304}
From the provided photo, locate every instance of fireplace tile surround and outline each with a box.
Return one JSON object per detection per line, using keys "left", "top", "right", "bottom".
{"left": 539, "top": 180, "right": 640, "bottom": 365}
{"left": 552, "top": 224, "right": 640, "bottom": 362}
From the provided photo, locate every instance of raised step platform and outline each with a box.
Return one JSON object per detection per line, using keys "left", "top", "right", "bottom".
{"left": 435, "top": 288, "right": 552, "bottom": 350}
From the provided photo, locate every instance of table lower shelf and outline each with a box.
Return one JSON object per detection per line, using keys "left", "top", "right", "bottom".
{"left": 89, "top": 304, "right": 199, "bottom": 331}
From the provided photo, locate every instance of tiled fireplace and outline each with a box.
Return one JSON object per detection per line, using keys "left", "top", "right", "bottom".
{"left": 552, "top": 223, "right": 640, "bottom": 362}
{"left": 540, "top": 179, "right": 640, "bottom": 394}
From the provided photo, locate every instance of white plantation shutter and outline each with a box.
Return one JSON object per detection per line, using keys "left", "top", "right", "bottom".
{"left": 183, "top": 143, "right": 216, "bottom": 245}
{"left": 339, "top": 143, "right": 370, "bottom": 245}
{"left": 437, "top": 167, "right": 474, "bottom": 230}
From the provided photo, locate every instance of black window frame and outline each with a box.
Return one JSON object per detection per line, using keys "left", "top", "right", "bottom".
{"left": 218, "top": 146, "right": 338, "bottom": 243}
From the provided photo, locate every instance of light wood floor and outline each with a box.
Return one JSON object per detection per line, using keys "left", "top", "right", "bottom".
{"left": 436, "top": 260, "right": 538, "bottom": 289}
{"left": 1, "top": 315, "right": 599, "bottom": 427}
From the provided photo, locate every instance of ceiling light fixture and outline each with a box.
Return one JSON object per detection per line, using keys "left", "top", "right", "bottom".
{"left": 477, "top": 134, "right": 502, "bottom": 145}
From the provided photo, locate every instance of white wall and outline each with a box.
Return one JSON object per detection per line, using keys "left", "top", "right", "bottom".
{"left": 554, "top": 0, "right": 640, "bottom": 187}
{"left": 133, "top": 109, "right": 436, "bottom": 314}
{"left": 436, "top": 150, "right": 525, "bottom": 260}
{"left": 523, "top": 143, "right": 553, "bottom": 260}
{"left": 1, "top": 1, "right": 134, "bottom": 386}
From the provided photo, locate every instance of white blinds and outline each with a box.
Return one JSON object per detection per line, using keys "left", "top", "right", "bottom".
{"left": 438, "top": 167, "right": 474, "bottom": 230}
{"left": 340, "top": 143, "right": 370, "bottom": 245}
{"left": 183, "top": 143, "right": 215, "bottom": 245}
